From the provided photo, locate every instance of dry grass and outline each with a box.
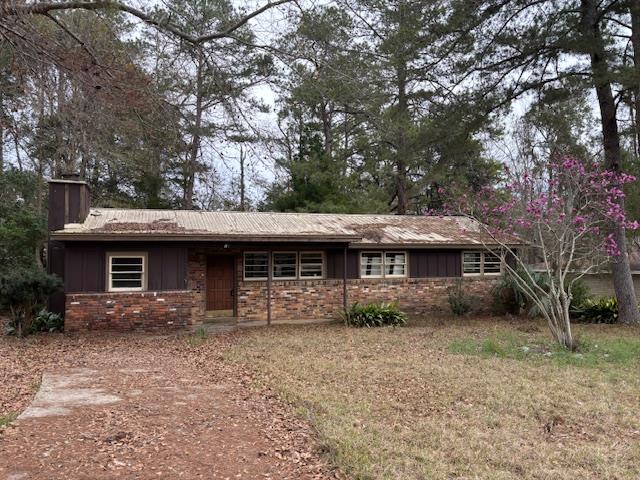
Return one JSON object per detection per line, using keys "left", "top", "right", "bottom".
{"left": 227, "top": 317, "right": 640, "bottom": 480}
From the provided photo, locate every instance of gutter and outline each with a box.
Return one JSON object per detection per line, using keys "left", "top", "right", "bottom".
{"left": 49, "top": 232, "right": 362, "bottom": 243}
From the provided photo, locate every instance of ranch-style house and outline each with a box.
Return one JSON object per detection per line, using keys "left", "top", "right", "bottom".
{"left": 46, "top": 176, "right": 520, "bottom": 331}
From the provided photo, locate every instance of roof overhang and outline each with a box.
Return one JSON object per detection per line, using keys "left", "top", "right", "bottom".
{"left": 351, "top": 242, "right": 523, "bottom": 249}
{"left": 49, "top": 232, "right": 360, "bottom": 243}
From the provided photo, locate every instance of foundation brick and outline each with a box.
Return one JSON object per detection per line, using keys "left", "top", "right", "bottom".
{"left": 65, "top": 290, "right": 194, "bottom": 332}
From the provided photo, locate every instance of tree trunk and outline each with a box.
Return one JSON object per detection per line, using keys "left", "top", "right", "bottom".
{"left": 631, "top": 1, "right": 640, "bottom": 156}
{"left": 184, "top": 49, "right": 204, "bottom": 210}
{"left": 0, "top": 120, "right": 4, "bottom": 174}
{"left": 581, "top": 0, "right": 640, "bottom": 324}
{"left": 320, "top": 103, "right": 333, "bottom": 158}
{"left": 395, "top": 60, "right": 409, "bottom": 215}
{"left": 239, "top": 146, "right": 246, "bottom": 211}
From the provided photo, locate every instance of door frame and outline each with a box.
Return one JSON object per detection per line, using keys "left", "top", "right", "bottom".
{"left": 205, "top": 254, "right": 237, "bottom": 317}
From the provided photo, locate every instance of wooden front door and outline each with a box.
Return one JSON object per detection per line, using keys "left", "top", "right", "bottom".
{"left": 206, "top": 256, "right": 235, "bottom": 314}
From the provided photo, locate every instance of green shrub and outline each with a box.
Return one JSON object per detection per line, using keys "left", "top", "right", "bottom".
{"left": 491, "top": 269, "right": 591, "bottom": 317}
{"left": 31, "top": 309, "right": 64, "bottom": 333}
{"left": 571, "top": 297, "right": 619, "bottom": 324}
{"left": 0, "top": 267, "right": 62, "bottom": 337}
{"left": 343, "top": 302, "right": 407, "bottom": 328}
{"left": 448, "top": 279, "right": 475, "bottom": 316}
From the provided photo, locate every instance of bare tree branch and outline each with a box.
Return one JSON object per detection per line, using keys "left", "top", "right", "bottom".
{"left": 3, "top": 0, "right": 293, "bottom": 44}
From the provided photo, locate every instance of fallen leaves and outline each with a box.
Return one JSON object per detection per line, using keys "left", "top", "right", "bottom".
{"left": 0, "top": 331, "right": 341, "bottom": 479}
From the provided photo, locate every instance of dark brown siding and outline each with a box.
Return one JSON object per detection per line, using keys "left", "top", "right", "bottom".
{"left": 409, "top": 250, "right": 462, "bottom": 278}
{"left": 48, "top": 181, "right": 91, "bottom": 231}
{"left": 326, "top": 249, "right": 359, "bottom": 279}
{"left": 48, "top": 183, "right": 66, "bottom": 231}
{"left": 65, "top": 245, "right": 106, "bottom": 293}
{"left": 148, "top": 246, "right": 188, "bottom": 290}
{"left": 47, "top": 241, "right": 66, "bottom": 314}
{"left": 64, "top": 243, "right": 187, "bottom": 293}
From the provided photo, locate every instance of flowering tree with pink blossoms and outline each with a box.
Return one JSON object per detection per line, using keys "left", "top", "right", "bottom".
{"left": 448, "top": 156, "right": 639, "bottom": 349}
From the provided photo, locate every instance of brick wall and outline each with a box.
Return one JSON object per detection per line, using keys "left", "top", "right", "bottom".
{"left": 237, "top": 277, "right": 496, "bottom": 322}
{"left": 65, "top": 290, "right": 195, "bottom": 332}
{"left": 188, "top": 249, "right": 207, "bottom": 325}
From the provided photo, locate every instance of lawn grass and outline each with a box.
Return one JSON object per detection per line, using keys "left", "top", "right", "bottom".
{"left": 0, "top": 412, "right": 17, "bottom": 428}
{"left": 227, "top": 317, "right": 640, "bottom": 480}
{"left": 449, "top": 329, "right": 640, "bottom": 368}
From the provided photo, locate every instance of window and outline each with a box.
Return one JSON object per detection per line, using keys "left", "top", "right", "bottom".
{"left": 244, "top": 252, "right": 268, "bottom": 280}
{"left": 360, "top": 251, "right": 407, "bottom": 278}
{"left": 243, "top": 251, "right": 326, "bottom": 281}
{"left": 483, "top": 252, "right": 502, "bottom": 274}
{"left": 385, "top": 252, "right": 406, "bottom": 277}
{"left": 463, "top": 252, "right": 482, "bottom": 275}
{"left": 107, "top": 253, "right": 146, "bottom": 291}
{"left": 361, "top": 252, "right": 383, "bottom": 277}
{"left": 299, "top": 252, "right": 324, "bottom": 278}
{"left": 273, "top": 252, "right": 297, "bottom": 279}
{"left": 463, "top": 251, "right": 502, "bottom": 276}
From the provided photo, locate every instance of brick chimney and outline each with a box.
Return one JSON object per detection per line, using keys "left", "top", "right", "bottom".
{"left": 48, "top": 173, "right": 91, "bottom": 231}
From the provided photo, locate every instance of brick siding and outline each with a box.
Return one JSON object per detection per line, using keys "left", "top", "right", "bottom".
{"left": 237, "top": 277, "right": 496, "bottom": 322}
{"left": 65, "top": 290, "right": 195, "bottom": 332}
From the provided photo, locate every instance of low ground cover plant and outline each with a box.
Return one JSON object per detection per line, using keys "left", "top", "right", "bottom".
{"left": 571, "top": 297, "right": 619, "bottom": 324}
{"left": 31, "top": 310, "right": 64, "bottom": 333}
{"left": 343, "top": 302, "right": 407, "bottom": 327}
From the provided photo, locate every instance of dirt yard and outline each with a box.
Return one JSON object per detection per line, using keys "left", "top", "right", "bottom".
{"left": 0, "top": 330, "right": 339, "bottom": 480}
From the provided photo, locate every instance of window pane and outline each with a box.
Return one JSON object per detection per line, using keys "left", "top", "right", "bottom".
{"left": 111, "top": 257, "right": 143, "bottom": 266}
{"left": 112, "top": 279, "right": 142, "bottom": 288}
{"left": 300, "top": 253, "right": 323, "bottom": 278}
{"left": 273, "top": 253, "right": 297, "bottom": 278}
{"left": 244, "top": 253, "right": 268, "bottom": 279}
{"left": 385, "top": 252, "right": 406, "bottom": 276}
{"left": 484, "top": 252, "right": 501, "bottom": 273}
{"left": 463, "top": 252, "right": 482, "bottom": 274}
{"left": 361, "top": 252, "right": 382, "bottom": 277}
{"left": 111, "top": 272, "right": 143, "bottom": 281}
{"left": 111, "top": 264, "right": 143, "bottom": 273}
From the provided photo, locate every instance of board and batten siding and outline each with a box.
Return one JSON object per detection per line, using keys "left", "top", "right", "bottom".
{"left": 64, "top": 244, "right": 188, "bottom": 293}
{"left": 410, "top": 250, "right": 462, "bottom": 277}
{"left": 325, "top": 248, "right": 463, "bottom": 279}
{"left": 325, "top": 249, "right": 360, "bottom": 279}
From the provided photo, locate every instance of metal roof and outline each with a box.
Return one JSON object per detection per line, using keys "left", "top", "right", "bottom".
{"left": 50, "top": 208, "right": 521, "bottom": 246}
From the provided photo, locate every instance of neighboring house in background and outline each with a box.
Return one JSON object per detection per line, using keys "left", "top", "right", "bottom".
{"left": 564, "top": 248, "right": 640, "bottom": 299}
{"left": 47, "top": 177, "right": 521, "bottom": 332}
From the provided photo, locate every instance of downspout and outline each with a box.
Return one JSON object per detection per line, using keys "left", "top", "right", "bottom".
{"left": 267, "top": 248, "right": 272, "bottom": 326}
{"left": 343, "top": 246, "right": 348, "bottom": 312}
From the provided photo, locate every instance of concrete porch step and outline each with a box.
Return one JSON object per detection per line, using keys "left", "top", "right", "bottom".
{"left": 203, "top": 316, "right": 237, "bottom": 325}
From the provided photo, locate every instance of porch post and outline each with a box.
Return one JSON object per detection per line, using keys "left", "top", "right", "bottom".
{"left": 267, "top": 248, "right": 272, "bottom": 326}
{"left": 343, "top": 246, "right": 348, "bottom": 312}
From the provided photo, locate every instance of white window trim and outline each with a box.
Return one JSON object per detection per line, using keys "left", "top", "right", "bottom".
{"left": 360, "top": 251, "right": 384, "bottom": 278}
{"left": 243, "top": 251, "right": 269, "bottom": 281}
{"left": 106, "top": 252, "right": 147, "bottom": 292}
{"left": 462, "top": 251, "right": 502, "bottom": 277}
{"left": 272, "top": 251, "right": 298, "bottom": 280}
{"left": 299, "top": 251, "right": 325, "bottom": 279}
{"left": 384, "top": 251, "right": 408, "bottom": 278}
{"left": 360, "top": 251, "right": 408, "bottom": 279}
